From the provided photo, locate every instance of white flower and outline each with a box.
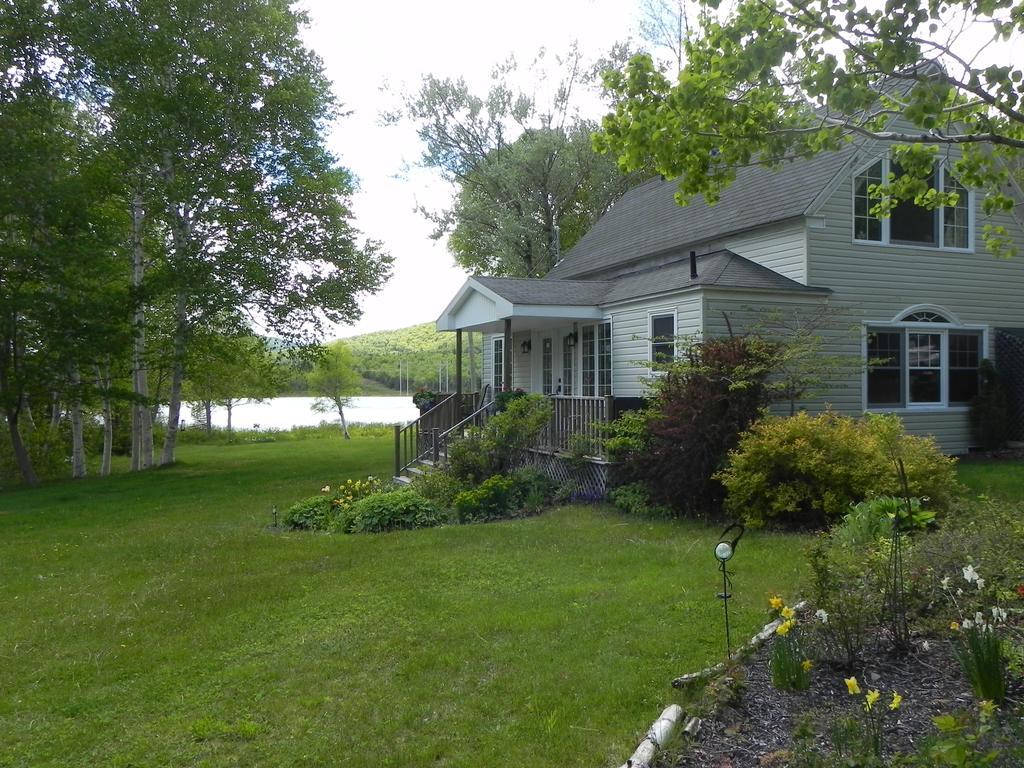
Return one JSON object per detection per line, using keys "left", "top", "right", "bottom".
{"left": 991, "top": 607, "right": 1008, "bottom": 623}
{"left": 962, "top": 564, "right": 981, "bottom": 584}
{"left": 321, "top": 485, "right": 331, "bottom": 493}
{"left": 974, "top": 611, "right": 985, "bottom": 625}
{"left": 956, "top": 588, "right": 964, "bottom": 596}
{"left": 940, "top": 576, "right": 951, "bottom": 589}
{"left": 962, "top": 618, "right": 974, "bottom": 630}
{"left": 976, "top": 578, "right": 985, "bottom": 590}
{"left": 815, "top": 609, "right": 829, "bottom": 624}
{"left": 922, "top": 640, "right": 931, "bottom": 652}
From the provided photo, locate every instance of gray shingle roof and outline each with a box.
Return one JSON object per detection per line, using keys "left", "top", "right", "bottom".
{"left": 472, "top": 251, "right": 828, "bottom": 307}
{"left": 603, "top": 250, "right": 830, "bottom": 303}
{"left": 473, "top": 276, "right": 613, "bottom": 305}
{"left": 546, "top": 147, "right": 856, "bottom": 280}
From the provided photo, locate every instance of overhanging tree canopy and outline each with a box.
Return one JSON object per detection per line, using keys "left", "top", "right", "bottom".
{"left": 596, "top": 0, "right": 1024, "bottom": 256}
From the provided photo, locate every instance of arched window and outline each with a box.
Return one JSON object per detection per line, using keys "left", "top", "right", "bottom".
{"left": 866, "top": 307, "right": 983, "bottom": 408}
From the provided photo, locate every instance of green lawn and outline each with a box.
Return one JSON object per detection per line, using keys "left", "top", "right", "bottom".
{"left": 0, "top": 437, "right": 808, "bottom": 767}
{"left": 956, "top": 457, "right": 1024, "bottom": 500}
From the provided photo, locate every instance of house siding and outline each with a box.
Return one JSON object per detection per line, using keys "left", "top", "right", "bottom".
{"left": 605, "top": 293, "right": 703, "bottom": 398}
{"left": 718, "top": 219, "right": 808, "bottom": 284}
{"left": 805, "top": 155, "right": 1024, "bottom": 452}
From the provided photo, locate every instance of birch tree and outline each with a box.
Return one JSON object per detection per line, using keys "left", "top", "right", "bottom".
{"left": 70, "top": 0, "right": 391, "bottom": 465}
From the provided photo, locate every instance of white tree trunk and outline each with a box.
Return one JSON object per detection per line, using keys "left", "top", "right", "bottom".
{"left": 338, "top": 404, "right": 350, "bottom": 439}
{"left": 96, "top": 364, "right": 113, "bottom": 477}
{"left": 70, "top": 366, "right": 86, "bottom": 479}
{"left": 160, "top": 303, "right": 187, "bottom": 466}
{"left": 130, "top": 189, "right": 153, "bottom": 470}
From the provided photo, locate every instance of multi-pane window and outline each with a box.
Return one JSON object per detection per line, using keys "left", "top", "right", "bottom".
{"left": 866, "top": 314, "right": 982, "bottom": 408}
{"left": 580, "top": 322, "right": 612, "bottom": 397}
{"left": 908, "top": 332, "right": 941, "bottom": 403}
{"left": 562, "top": 336, "right": 574, "bottom": 396}
{"left": 542, "top": 337, "right": 553, "bottom": 395}
{"left": 866, "top": 331, "right": 902, "bottom": 405}
{"left": 854, "top": 160, "right": 883, "bottom": 242}
{"left": 943, "top": 174, "right": 970, "bottom": 249}
{"left": 582, "top": 325, "right": 595, "bottom": 396}
{"left": 492, "top": 338, "right": 503, "bottom": 390}
{"left": 598, "top": 322, "right": 612, "bottom": 396}
{"left": 650, "top": 313, "right": 675, "bottom": 365}
{"left": 853, "top": 159, "right": 971, "bottom": 249}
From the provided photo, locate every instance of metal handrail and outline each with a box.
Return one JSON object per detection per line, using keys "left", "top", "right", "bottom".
{"left": 394, "top": 392, "right": 457, "bottom": 477}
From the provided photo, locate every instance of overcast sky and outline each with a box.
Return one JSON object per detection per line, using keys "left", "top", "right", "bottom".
{"left": 298, "top": 0, "right": 643, "bottom": 338}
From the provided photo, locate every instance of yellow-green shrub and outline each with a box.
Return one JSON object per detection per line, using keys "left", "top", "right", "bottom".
{"left": 716, "top": 412, "right": 963, "bottom": 529}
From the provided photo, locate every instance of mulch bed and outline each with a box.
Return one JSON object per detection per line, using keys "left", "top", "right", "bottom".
{"left": 659, "top": 633, "right": 1023, "bottom": 767}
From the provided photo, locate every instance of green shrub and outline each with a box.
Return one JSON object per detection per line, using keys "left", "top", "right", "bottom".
{"left": 807, "top": 536, "right": 886, "bottom": 667}
{"left": 508, "top": 467, "right": 556, "bottom": 514}
{"left": 495, "top": 388, "right": 527, "bottom": 412}
{"left": 602, "top": 409, "right": 648, "bottom": 463}
{"left": 608, "top": 482, "right": 672, "bottom": 518}
{"left": 832, "top": 496, "right": 935, "bottom": 549}
{"left": 444, "top": 430, "right": 492, "bottom": 485}
{"left": 282, "top": 495, "right": 333, "bottom": 530}
{"left": 344, "top": 489, "right": 443, "bottom": 533}
{"left": 411, "top": 468, "right": 467, "bottom": 508}
{"left": 717, "top": 412, "right": 963, "bottom": 529}
{"left": 453, "top": 475, "right": 518, "bottom": 523}
{"left": 904, "top": 496, "right": 1024, "bottom": 627}
{"left": 445, "top": 395, "right": 552, "bottom": 483}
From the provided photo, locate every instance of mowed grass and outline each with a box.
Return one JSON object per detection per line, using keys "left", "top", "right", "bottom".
{"left": 0, "top": 436, "right": 808, "bottom": 767}
{"left": 956, "top": 457, "right": 1024, "bottom": 500}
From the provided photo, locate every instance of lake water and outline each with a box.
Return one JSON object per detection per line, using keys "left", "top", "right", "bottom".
{"left": 181, "top": 396, "right": 419, "bottom": 431}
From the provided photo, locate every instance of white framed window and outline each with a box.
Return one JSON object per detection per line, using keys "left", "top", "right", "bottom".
{"left": 561, "top": 334, "right": 574, "bottom": 396}
{"left": 581, "top": 321, "right": 612, "bottom": 397}
{"left": 853, "top": 158, "right": 972, "bottom": 251}
{"left": 492, "top": 337, "right": 503, "bottom": 390}
{"left": 541, "top": 337, "right": 553, "bottom": 395}
{"left": 650, "top": 312, "right": 676, "bottom": 365}
{"left": 865, "top": 307, "right": 984, "bottom": 409}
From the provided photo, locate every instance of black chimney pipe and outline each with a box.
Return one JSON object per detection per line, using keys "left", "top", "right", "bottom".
{"left": 690, "top": 250, "right": 698, "bottom": 280}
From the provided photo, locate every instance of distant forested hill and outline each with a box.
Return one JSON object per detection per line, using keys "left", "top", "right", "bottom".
{"left": 343, "top": 322, "right": 485, "bottom": 393}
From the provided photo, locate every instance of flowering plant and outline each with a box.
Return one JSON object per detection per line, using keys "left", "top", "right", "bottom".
{"left": 768, "top": 596, "right": 812, "bottom": 691}
{"left": 840, "top": 676, "right": 903, "bottom": 761}
{"left": 941, "top": 565, "right": 1008, "bottom": 705}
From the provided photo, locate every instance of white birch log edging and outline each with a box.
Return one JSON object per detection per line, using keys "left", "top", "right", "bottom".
{"left": 617, "top": 704, "right": 684, "bottom": 768}
{"left": 671, "top": 600, "right": 809, "bottom": 689}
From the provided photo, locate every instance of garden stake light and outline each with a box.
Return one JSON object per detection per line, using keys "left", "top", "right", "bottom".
{"left": 714, "top": 523, "right": 745, "bottom": 656}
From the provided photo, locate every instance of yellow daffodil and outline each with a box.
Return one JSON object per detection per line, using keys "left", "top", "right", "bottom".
{"left": 781, "top": 606, "right": 796, "bottom": 620}
{"left": 845, "top": 677, "right": 861, "bottom": 695}
{"left": 950, "top": 621, "right": 960, "bottom": 631}
{"left": 769, "top": 595, "right": 784, "bottom": 610}
{"left": 865, "top": 689, "right": 881, "bottom": 712}
{"left": 801, "top": 659, "right": 814, "bottom": 672}
{"left": 776, "top": 619, "right": 794, "bottom": 636}
{"left": 889, "top": 691, "right": 902, "bottom": 710}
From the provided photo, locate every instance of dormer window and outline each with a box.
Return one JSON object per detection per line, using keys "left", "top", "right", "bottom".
{"left": 853, "top": 158, "right": 971, "bottom": 250}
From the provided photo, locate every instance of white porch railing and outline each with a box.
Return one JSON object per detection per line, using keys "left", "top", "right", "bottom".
{"left": 539, "top": 395, "right": 613, "bottom": 454}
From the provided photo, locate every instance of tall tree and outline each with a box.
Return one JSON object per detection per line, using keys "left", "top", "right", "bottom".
{"left": 596, "top": 0, "right": 1024, "bottom": 256}
{"left": 395, "top": 48, "right": 639, "bottom": 277}
{"left": 309, "top": 342, "right": 361, "bottom": 439}
{"left": 0, "top": 1, "right": 129, "bottom": 485}
{"left": 70, "top": 0, "right": 392, "bottom": 465}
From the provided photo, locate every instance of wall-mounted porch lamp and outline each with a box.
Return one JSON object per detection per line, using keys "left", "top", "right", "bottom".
{"left": 564, "top": 331, "right": 578, "bottom": 349}
{"left": 714, "top": 523, "right": 745, "bottom": 656}
{"left": 520, "top": 339, "right": 532, "bottom": 354}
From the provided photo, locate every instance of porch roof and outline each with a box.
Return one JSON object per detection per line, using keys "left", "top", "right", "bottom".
{"left": 436, "top": 276, "right": 607, "bottom": 333}
{"left": 437, "top": 251, "right": 831, "bottom": 332}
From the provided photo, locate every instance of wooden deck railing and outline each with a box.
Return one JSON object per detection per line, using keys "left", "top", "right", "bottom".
{"left": 539, "top": 395, "right": 613, "bottom": 455}
{"left": 393, "top": 393, "right": 459, "bottom": 477}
